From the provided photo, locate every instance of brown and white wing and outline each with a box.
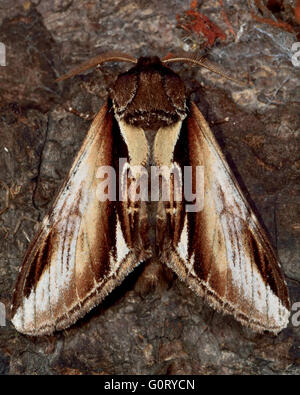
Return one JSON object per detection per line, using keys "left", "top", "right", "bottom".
{"left": 166, "top": 102, "right": 290, "bottom": 334}
{"left": 11, "top": 104, "right": 141, "bottom": 335}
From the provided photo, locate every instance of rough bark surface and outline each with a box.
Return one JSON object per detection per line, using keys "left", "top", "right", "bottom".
{"left": 0, "top": 0, "right": 299, "bottom": 375}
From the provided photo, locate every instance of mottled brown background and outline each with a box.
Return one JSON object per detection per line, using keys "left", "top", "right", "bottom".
{"left": 0, "top": 0, "right": 299, "bottom": 375}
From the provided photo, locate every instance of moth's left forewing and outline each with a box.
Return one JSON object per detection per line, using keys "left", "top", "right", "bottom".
{"left": 11, "top": 104, "right": 143, "bottom": 335}
{"left": 165, "top": 102, "right": 290, "bottom": 334}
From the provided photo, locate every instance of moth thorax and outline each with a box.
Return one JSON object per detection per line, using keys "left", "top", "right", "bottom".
{"left": 110, "top": 56, "right": 187, "bottom": 130}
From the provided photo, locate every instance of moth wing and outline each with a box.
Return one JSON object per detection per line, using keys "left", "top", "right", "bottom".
{"left": 11, "top": 103, "right": 140, "bottom": 335}
{"left": 167, "top": 102, "right": 290, "bottom": 333}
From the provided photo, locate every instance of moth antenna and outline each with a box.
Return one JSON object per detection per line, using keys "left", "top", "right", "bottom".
{"left": 162, "top": 52, "right": 248, "bottom": 86}
{"left": 56, "top": 51, "right": 137, "bottom": 82}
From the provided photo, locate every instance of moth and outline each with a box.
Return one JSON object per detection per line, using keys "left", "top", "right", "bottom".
{"left": 11, "top": 51, "right": 290, "bottom": 336}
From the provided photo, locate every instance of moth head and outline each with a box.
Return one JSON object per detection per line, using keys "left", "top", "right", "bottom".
{"left": 110, "top": 56, "right": 187, "bottom": 129}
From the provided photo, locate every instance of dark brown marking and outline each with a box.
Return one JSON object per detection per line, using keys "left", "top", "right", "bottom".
{"left": 249, "top": 232, "right": 266, "bottom": 279}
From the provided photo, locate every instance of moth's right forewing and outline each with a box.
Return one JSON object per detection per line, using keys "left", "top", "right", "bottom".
{"left": 11, "top": 103, "right": 141, "bottom": 335}
{"left": 165, "top": 102, "right": 290, "bottom": 334}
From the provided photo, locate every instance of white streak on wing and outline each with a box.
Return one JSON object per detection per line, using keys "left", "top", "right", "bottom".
{"left": 266, "top": 283, "right": 289, "bottom": 327}
{"left": 277, "top": 302, "right": 290, "bottom": 328}
{"left": 267, "top": 285, "right": 278, "bottom": 323}
{"left": 172, "top": 162, "right": 183, "bottom": 201}
{"left": 228, "top": 214, "right": 253, "bottom": 301}
{"left": 177, "top": 216, "right": 188, "bottom": 262}
{"left": 219, "top": 213, "right": 241, "bottom": 289}
{"left": 62, "top": 213, "right": 81, "bottom": 289}
{"left": 252, "top": 266, "right": 267, "bottom": 314}
{"left": 109, "top": 217, "right": 130, "bottom": 272}
{"left": 109, "top": 252, "right": 115, "bottom": 271}
{"left": 236, "top": 234, "right": 253, "bottom": 300}
{"left": 116, "top": 218, "right": 130, "bottom": 264}
{"left": 49, "top": 221, "right": 65, "bottom": 306}
{"left": 11, "top": 306, "right": 23, "bottom": 332}
{"left": 109, "top": 217, "right": 130, "bottom": 274}
{"left": 120, "top": 161, "right": 130, "bottom": 201}
{"left": 35, "top": 266, "right": 50, "bottom": 315}
{"left": 22, "top": 290, "right": 35, "bottom": 332}
{"left": 252, "top": 271, "right": 290, "bottom": 328}
{"left": 13, "top": 267, "right": 51, "bottom": 333}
